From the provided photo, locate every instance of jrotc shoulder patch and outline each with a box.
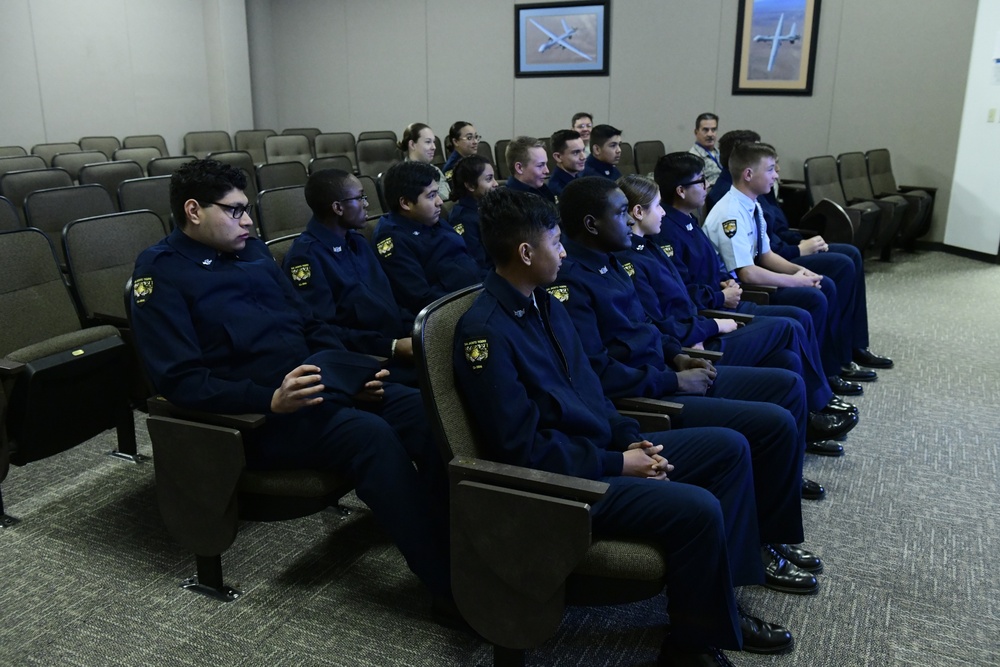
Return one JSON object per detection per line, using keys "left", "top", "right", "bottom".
{"left": 464, "top": 338, "right": 489, "bottom": 373}
{"left": 547, "top": 284, "right": 570, "bottom": 302}
{"left": 444, "top": 169, "right": 454, "bottom": 182}
{"left": 453, "top": 223, "right": 465, "bottom": 236}
{"left": 722, "top": 220, "right": 738, "bottom": 239}
{"left": 623, "top": 262, "right": 635, "bottom": 277}
{"left": 376, "top": 237, "right": 394, "bottom": 258}
{"left": 133, "top": 277, "right": 154, "bottom": 305}
{"left": 289, "top": 262, "right": 311, "bottom": 287}
{"left": 661, "top": 244, "right": 674, "bottom": 257}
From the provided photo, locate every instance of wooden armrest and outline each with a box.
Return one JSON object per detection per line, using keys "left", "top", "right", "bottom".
{"left": 700, "top": 309, "right": 753, "bottom": 324}
{"left": 146, "top": 395, "right": 267, "bottom": 430}
{"left": 740, "top": 283, "right": 777, "bottom": 294}
{"left": 788, "top": 226, "right": 818, "bottom": 239}
{"left": 682, "top": 347, "right": 723, "bottom": 362}
{"left": 0, "top": 358, "right": 26, "bottom": 377}
{"left": 449, "top": 456, "right": 608, "bottom": 503}
{"left": 619, "top": 411, "right": 672, "bottom": 432}
{"left": 613, "top": 396, "right": 684, "bottom": 415}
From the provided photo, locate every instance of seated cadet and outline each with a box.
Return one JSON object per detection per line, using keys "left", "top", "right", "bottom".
{"left": 449, "top": 155, "right": 499, "bottom": 271}
{"left": 705, "top": 130, "right": 755, "bottom": 213}
{"left": 282, "top": 169, "right": 418, "bottom": 386}
{"left": 504, "top": 135, "right": 555, "bottom": 201}
{"left": 399, "top": 122, "right": 450, "bottom": 200}
{"left": 455, "top": 186, "right": 794, "bottom": 664}
{"left": 553, "top": 176, "right": 830, "bottom": 586}
{"left": 130, "top": 159, "right": 450, "bottom": 605}
{"left": 372, "top": 161, "right": 482, "bottom": 316}
{"left": 571, "top": 111, "right": 593, "bottom": 149}
{"left": 441, "top": 120, "right": 481, "bottom": 179}
{"left": 580, "top": 124, "right": 623, "bottom": 181}
{"left": 615, "top": 175, "right": 847, "bottom": 458}
{"left": 703, "top": 142, "right": 862, "bottom": 396}
{"left": 689, "top": 112, "right": 723, "bottom": 190}
{"left": 548, "top": 129, "right": 587, "bottom": 197}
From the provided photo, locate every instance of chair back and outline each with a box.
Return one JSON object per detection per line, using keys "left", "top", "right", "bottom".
{"left": 31, "top": 142, "right": 81, "bottom": 167}
{"left": 79, "top": 160, "right": 143, "bottom": 202}
{"left": 210, "top": 151, "right": 258, "bottom": 192}
{"left": 123, "top": 134, "right": 169, "bottom": 156}
{"left": 264, "top": 233, "right": 301, "bottom": 267}
{"left": 356, "top": 138, "right": 401, "bottom": 178}
{"left": 477, "top": 140, "right": 494, "bottom": 165}
{"left": 0, "top": 196, "right": 19, "bottom": 232}
{"left": 118, "top": 176, "right": 173, "bottom": 229}
{"left": 256, "top": 161, "right": 307, "bottom": 191}
{"left": 837, "top": 152, "right": 876, "bottom": 201}
{"left": 315, "top": 132, "right": 358, "bottom": 171}
{"left": 281, "top": 128, "right": 321, "bottom": 155}
{"left": 63, "top": 210, "right": 166, "bottom": 322}
{"left": 0, "top": 155, "right": 47, "bottom": 182}
{"left": 432, "top": 136, "right": 445, "bottom": 166}
{"left": 618, "top": 141, "right": 636, "bottom": 176}
{"left": 633, "top": 140, "right": 665, "bottom": 176}
{"left": 25, "top": 184, "right": 117, "bottom": 264}
{"left": 865, "top": 148, "right": 898, "bottom": 194}
{"left": 79, "top": 136, "right": 121, "bottom": 159}
{"left": 264, "top": 135, "right": 311, "bottom": 167}
{"left": 184, "top": 131, "right": 233, "bottom": 159}
{"left": 52, "top": 151, "right": 109, "bottom": 182}
{"left": 494, "top": 139, "right": 511, "bottom": 180}
{"left": 0, "top": 146, "right": 28, "bottom": 158}
{"left": 357, "top": 175, "right": 385, "bottom": 217}
{"left": 256, "top": 185, "right": 310, "bottom": 241}
{"left": 113, "top": 147, "right": 162, "bottom": 174}
{"left": 1, "top": 168, "right": 74, "bottom": 225}
{"left": 803, "top": 155, "right": 847, "bottom": 207}
{"left": 309, "top": 155, "right": 354, "bottom": 174}
{"left": 235, "top": 129, "right": 275, "bottom": 164}
{"left": 357, "top": 130, "right": 397, "bottom": 142}
{"left": 147, "top": 156, "right": 197, "bottom": 177}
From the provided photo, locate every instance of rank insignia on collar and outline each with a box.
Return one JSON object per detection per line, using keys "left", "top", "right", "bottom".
{"left": 332, "top": 246, "right": 342, "bottom": 253}
{"left": 547, "top": 284, "right": 570, "bottom": 302}
{"left": 453, "top": 223, "right": 465, "bottom": 236}
{"left": 599, "top": 266, "right": 608, "bottom": 275}
{"left": 513, "top": 308, "right": 525, "bottom": 318}
{"left": 636, "top": 242, "right": 645, "bottom": 251}
{"left": 464, "top": 338, "right": 489, "bottom": 372}
{"left": 623, "top": 262, "right": 635, "bottom": 277}
{"left": 376, "top": 237, "right": 394, "bottom": 257}
{"left": 289, "top": 263, "right": 311, "bottom": 286}
{"left": 202, "top": 258, "right": 213, "bottom": 266}
{"left": 661, "top": 244, "right": 674, "bottom": 257}
{"left": 133, "top": 277, "right": 154, "bottom": 305}
{"left": 722, "top": 219, "right": 738, "bottom": 238}
{"left": 685, "top": 223, "right": 693, "bottom": 231}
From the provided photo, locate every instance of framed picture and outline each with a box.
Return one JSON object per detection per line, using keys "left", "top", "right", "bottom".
{"left": 514, "top": 1, "right": 610, "bottom": 78}
{"left": 732, "top": 0, "right": 821, "bottom": 95}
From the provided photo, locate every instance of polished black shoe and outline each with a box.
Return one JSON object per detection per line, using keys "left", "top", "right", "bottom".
{"left": 761, "top": 545, "right": 819, "bottom": 594}
{"left": 738, "top": 608, "right": 794, "bottom": 654}
{"left": 821, "top": 396, "right": 859, "bottom": 415}
{"left": 807, "top": 410, "right": 858, "bottom": 441}
{"left": 828, "top": 375, "right": 864, "bottom": 396}
{"left": 658, "top": 646, "right": 736, "bottom": 667}
{"left": 840, "top": 361, "right": 877, "bottom": 382}
{"left": 770, "top": 543, "right": 824, "bottom": 574}
{"left": 806, "top": 440, "right": 844, "bottom": 457}
{"left": 854, "top": 347, "right": 893, "bottom": 369}
{"left": 802, "top": 477, "right": 825, "bottom": 500}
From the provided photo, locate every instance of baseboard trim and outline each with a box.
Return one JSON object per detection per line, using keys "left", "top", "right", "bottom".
{"left": 914, "top": 240, "right": 1000, "bottom": 264}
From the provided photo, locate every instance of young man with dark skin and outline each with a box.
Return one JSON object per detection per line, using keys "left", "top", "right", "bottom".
{"left": 454, "top": 186, "right": 793, "bottom": 666}
{"left": 580, "top": 124, "right": 623, "bottom": 181}
{"left": 689, "top": 112, "right": 723, "bottom": 189}
{"left": 548, "top": 128, "right": 588, "bottom": 197}
{"left": 504, "top": 135, "right": 555, "bottom": 201}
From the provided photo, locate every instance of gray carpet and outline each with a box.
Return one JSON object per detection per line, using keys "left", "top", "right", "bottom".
{"left": 2, "top": 250, "right": 999, "bottom": 666}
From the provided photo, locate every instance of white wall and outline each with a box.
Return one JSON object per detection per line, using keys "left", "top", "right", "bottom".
{"left": 944, "top": 0, "right": 1000, "bottom": 254}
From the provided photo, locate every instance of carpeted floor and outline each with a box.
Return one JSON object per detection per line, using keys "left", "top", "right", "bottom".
{"left": 2, "top": 250, "right": 999, "bottom": 667}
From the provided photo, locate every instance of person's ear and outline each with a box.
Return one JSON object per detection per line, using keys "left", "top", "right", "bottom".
{"left": 184, "top": 199, "right": 202, "bottom": 227}
{"left": 517, "top": 241, "right": 533, "bottom": 266}
{"left": 675, "top": 185, "right": 686, "bottom": 201}
{"left": 630, "top": 203, "right": 644, "bottom": 221}
{"left": 582, "top": 213, "right": 599, "bottom": 236}
{"left": 399, "top": 197, "right": 413, "bottom": 213}
{"left": 514, "top": 161, "right": 525, "bottom": 176}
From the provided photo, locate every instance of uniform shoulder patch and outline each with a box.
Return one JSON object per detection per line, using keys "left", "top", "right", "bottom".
{"left": 376, "top": 237, "right": 394, "bottom": 258}
{"left": 464, "top": 338, "right": 489, "bottom": 373}
{"left": 622, "top": 262, "right": 635, "bottom": 277}
{"left": 722, "top": 219, "right": 738, "bottom": 239}
{"left": 133, "top": 277, "right": 154, "bottom": 305}
{"left": 547, "top": 284, "right": 570, "bottom": 302}
{"left": 289, "top": 262, "right": 311, "bottom": 287}
{"left": 453, "top": 223, "right": 465, "bottom": 236}
{"left": 661, "top": 244, "right": 674, "bottom": 257}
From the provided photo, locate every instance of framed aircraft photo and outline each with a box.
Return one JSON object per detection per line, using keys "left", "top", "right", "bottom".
{"left": 514, "top": 1, "right": 610, "bottom": 78}
{"left": 732, "top": 0, "right": 822, "bottom": 95}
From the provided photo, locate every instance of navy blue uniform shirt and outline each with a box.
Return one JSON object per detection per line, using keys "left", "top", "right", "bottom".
{"left": 706, "top": 168, "right": 733, "bottom": 211}
{"left": 448, "top": 195, "right": 491, "bottom": 271}
{"left": 580, "top": 153, "right": 622, "bottom": 181}
{"left": 441, "top": 149, "right": 462, "bottom": 177}
{"left": 650, "top": 205, "right": 733, "bottom": 310}
{"left": 547, "top": 167, "right": 576, "bottom": 197}
{"left": 504, "top": 176, "right": 556, "bottom": 202}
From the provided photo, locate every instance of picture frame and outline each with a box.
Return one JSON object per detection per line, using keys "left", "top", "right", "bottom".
{"left": 732, "top": 0, "right": 822, "bottom": 95}
{"left": 514, "top": 1, "right": 610, "bottom": 78}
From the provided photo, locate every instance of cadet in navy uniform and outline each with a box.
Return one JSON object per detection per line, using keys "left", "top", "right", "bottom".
{"left": 441, "top": 120, "right": 480, "bottom": 177}
{"left": 454, "top": 187, "right": 795, "bottom": 664}
{"left": 448, "top": 155, "right": 499, "bottom": 271}
{"left": 283, "top": 169, "right": 417, "bottom": 385}
{"left": 547, "top": 129, "right": 587, "bottom": 197}
{"left": 130, "top": 159, "right": 449, "bottom": 601}
{"left": 580, "top": 124, "right": 624, "bottom": 181}
{"left": 503, "top": 135, "right": 555, "bottom": 202}
{"left": 371, "top": 161, "right": 482, "bottom": 317}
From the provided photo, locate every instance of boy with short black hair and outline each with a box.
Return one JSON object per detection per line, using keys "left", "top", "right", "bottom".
{"left": 580, "top": 123, "right": 623, "bottom": 181}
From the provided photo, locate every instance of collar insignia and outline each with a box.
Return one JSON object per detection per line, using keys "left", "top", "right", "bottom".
{"left": 513, "top": 308, "right": 525, "bottom": 318}
{"left": 201, "top": 258, "right": 213, "bottom": 266}
{"left": 685, "top": 223, "right": 693, "bottom": 231}
{"left": 599, "top": 266, "right": 608, "bottom": 275}
{"left": 332, "top": 245, "right": 342, "bottom": 253}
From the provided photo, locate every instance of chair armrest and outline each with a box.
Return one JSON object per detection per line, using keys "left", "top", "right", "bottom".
{"left": 788, "top": 226, "right": 819, "bottom": 239}
{"left": 449, "top": 456, "right": 608, "bottom": 503}
{"left": 91, "top": 313, "right": 130, "bottom": 328}
{"left": 146, "top": 395, "right": 267, "bottom": 430}
{"left": 740, "top": 290, "right": 769, "bottom": 305}
{"left": 780, "top": 179, "right": 806, "bottom": 188}
{"left": 682, "top": 347, "right": 723, "bottom": 362}
{"left": 899, "top": 185, "right": 936, "bottom": 197}
{"left": 613, "top": 396, "right": 684, "bottom": 415}
{"left": 619, "top": 411, "right": 672, "bottom": 432}
{"left": 699, "top": 309, "right": 753, "bottom": 324}
{"left": 0, "top": 359, "right": 25, "bottom": 377}
{"left": 740, "top": 283, "right": 777, "bottom": 294}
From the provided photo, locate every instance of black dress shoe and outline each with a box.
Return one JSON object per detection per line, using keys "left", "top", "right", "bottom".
{"left": 821, "top": 396, "right": 859, "bottom": 415}
{"left": 807, "top": 410, "right": 858, "bottom": 441}
{"left": 806, "top": 440, "right": 844, "bottom": 457}
{"left": 840, "top": 361, "right": 877, "bottom": 382}
{"left": 761, "top": 545, "right": 819, "bottom": 594}
{"left": 659, "top": 646, "right": 735, "bottom": 667}
{"left": 770, "top": 543, "right": 824, "bottom": 574}
{"left": 828, "top": 375, "right": 864, "bottom": 396}
{"left": 854, "top": 347, "right": 893, "bottom": 369}
{"left": 738, "top": 608, "right": 794, "bottom": 654}
{"left": 802, "top": 477, "right": 825, "bottom": 500}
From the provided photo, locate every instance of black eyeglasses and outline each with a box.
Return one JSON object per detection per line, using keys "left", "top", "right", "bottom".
{"left": 339, "top": 194, "right": 369, "bottom": 204}
{"left": 678, "top": 177, "right": 707, "bottom": 188}
{"left": 204, "top": 201, "right": 253, "bottom": 218}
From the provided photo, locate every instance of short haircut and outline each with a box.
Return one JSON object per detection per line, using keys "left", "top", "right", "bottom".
{"left": 304, "top": 168, "right": 355, "bottom": 217}
{"left": 550, "top": 129, "right": 582, "bottom": 155}
{"left": 398, "top": 122, "right": 431, "bottom": 152}
{"left": 169, "top": 158, "right": 246, "bottom": 229}
{"left": 479, "top": 187, "right": 559, "bottom": 265}
{"left": 571, "top": 112, "right": 593, "bottom": 126}
{"left": 451, "top": 155, "right": 491, "bottom": 200}
{"left": 729, "top": 142, "right": 777, "bottom": 177}
{"left": 558, "top": 176, "right": 619, "bottom": 239}
{"left": 505, "top": 135, "right": 543, "bottom": 176}
{"left": 719, "top": 129, "right": 761, "bottom": 170}
{"left": 445, "top": 120, "right": 473, "bottom": 153}
{"left": 695, "top": 112, "right": 719, "bottom": 129}
{"left": 590, "top": 124, "right": 622, "bottom": 148}
{"left": 382, "top": 161, "right": 439, "bottom": 213}
{"left": 617, "top": 174, "right": 659, "bottom": 211}
{"left": 653, "top": 152, "right": 706, "bottom": 201}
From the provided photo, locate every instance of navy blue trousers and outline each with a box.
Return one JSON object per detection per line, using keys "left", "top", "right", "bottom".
{"left": 798, "top": 244, "right": 869, "bottom": 351}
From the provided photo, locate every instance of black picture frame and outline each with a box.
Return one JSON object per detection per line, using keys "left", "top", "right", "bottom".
{"left": 732, "top": 0, "right": 821, "bottom": 95}
{"left": 514, "top": 0, "right": 610, "bottom": 78}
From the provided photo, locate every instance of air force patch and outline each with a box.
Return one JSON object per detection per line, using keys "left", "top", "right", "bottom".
{"left": 722, "top": 219, "right": 738, "bottom": 239}
{"left": 464, "top": 338, "right": 489, "bottom": 372}
{"left": 547, "top": 284, "right": 570, "bottom": 302}
{"left": 376, "top": 237, "right": 394, "bottom": 257}
{"left": 289, "top": 263, "right": 311, "bottom": 287}
{"left": 133, "top": 277, "right": 153, "bottom": 305}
